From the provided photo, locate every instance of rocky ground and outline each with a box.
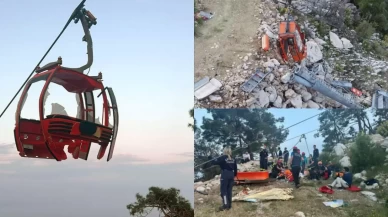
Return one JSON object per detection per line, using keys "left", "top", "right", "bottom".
{"left": 194, "top": 178, "right": 387, "bottom": 217}
{"left": 194, "top": 0, "right": 388, "bottom": 108}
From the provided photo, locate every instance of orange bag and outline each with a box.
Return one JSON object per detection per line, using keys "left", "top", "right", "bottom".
{"left": 262, "top": 34, "right": 270, "bottom": 51}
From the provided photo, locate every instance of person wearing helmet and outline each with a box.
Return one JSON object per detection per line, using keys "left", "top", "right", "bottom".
{"left": 301, "top": 152, "right": 308, "bottom": 173}
{"left": 290, "top": 146, "right": 302, "bottom": 188}
{"left": 211, "top": 146, "right": 238, "bottom": 211}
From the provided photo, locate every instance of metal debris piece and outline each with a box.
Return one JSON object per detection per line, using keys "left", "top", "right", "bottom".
{"left": 241, "top": 69, "right": 271, "bottom": 93}
{"left": 372, "top": 90, "right": 388, "bottom": 109}
{"left": 199, "top": 11, "right": 214, "bottom": 20}
{"left": 291, "top": 65, "right": 363, "bottom": 108}
{"left": 194, "top": 78, "right": 222, "bottom": 100}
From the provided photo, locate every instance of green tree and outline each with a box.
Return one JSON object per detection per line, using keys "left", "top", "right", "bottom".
{"left": 374, "top": 109, "right": 388, "bottom": 125}
{"left": 201, "top": 109, "right": 288, "bottom": 159}
{"left": 355, "top": 0, "right": 388, "bottom": 35}
{"left": 316, "top": 109, "right": 373, "bottom": 152}
{"left": 194, "top": 109, "right": 289, "bottom": 180}
{"left": 350, "top": 133, "right": 386, "bottom": 173}
{"left": 127, "top": 187, "right": 193, "bottom": 217}
{"left": 377, "top": 121, "right": 388, "bottom": 137}
{"left": 188, "top": 108, "right": 196, "bottom": 131}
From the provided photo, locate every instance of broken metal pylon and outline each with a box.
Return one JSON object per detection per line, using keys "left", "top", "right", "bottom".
{"left": 372, "top": 90, "right": 388, "bottom": 109}
{"left": 291, "top": 65, "right": 364, "bottom": 108}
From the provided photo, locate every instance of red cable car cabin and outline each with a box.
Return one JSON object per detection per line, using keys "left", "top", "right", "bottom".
{"left": 14, "top": 66, "right": 119, "bottom": 161}
{"left": 13, "top": 4, "right": 119, "bottom": 162}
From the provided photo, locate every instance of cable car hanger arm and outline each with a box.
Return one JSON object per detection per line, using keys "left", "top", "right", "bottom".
{"left": 35, "top": 3, "right": 97, "bottom": 74}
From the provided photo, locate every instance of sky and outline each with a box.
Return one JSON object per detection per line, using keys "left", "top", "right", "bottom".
{"left": 194, "top": 108, "right": 375, "bottom": 156}
{"left": 0, "top": 0, "right": 193, "bottom": 217}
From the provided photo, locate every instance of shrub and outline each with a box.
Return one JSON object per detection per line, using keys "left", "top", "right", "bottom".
{"left": 344, "top": 8, "right": 353, "bottom": 27}
{"left": 356, "top": 21, "right": 376, "bottom": 40}
{"left": 350, "top": 133, "right": 386, "bottom": 172}
{"left": 377, "top": 121, "right": 388, "bottom": 137}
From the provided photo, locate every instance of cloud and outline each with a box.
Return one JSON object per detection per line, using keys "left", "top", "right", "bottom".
{"left": 172, "top": 152, "right": 193, "bottom": 158}
{"left": 0, "top": 143, "right": 193, "bottom": 165}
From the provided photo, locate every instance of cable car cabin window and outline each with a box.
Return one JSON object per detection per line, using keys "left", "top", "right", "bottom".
{"left": 44, "top": 82, "right": 78, "bottom": 119}
{"left": 19, "top": 80, "right": 46, "bottom": 121}
{"left": 94, "top": 89, "right": 108, "bottom": 126}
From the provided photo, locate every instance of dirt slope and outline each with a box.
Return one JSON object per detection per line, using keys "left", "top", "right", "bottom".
{"left": 195, "top": 179, "right": 384, "bottom": 217}
{"left": 195, "top": 0, "right": 263, "bottom": 82}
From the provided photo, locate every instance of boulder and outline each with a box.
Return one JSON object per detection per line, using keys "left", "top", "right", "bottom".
{"left": 333, "top": 143, "right": 346, "bottom": 156}
{"left": 306, "top": 40, "right": 323, "bottom": 64}
{"left": 339, "top": 156, "right": 351, "bottom": 167}
{"left": 369, "top": 134, "right": 384, "bottom": 144}
{"left": 341, "top": 37, "right": 353, "bottom": 49}
{"left": 329, "top": 32, "right": 343, "bottom": 49}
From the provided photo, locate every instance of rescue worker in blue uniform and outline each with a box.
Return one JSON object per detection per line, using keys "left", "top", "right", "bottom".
{"left": 290, "top": 146, "right": 302, "bottom": 188}
{"left": 210, "top": 146, "right": 238, "bottom": 211}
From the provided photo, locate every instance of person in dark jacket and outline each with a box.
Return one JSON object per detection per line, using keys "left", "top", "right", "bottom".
{"left": 211, "top": 146, "right": 238, "bottom": 211}
{"left": 313, "top": 145, "right": 319, "bottom": 162}
{"left": 271, "top": 159, "right": 284, "bottom": 178}
{"left": 290, "top": 146, "right": 302, "bottom": 188}
{"left": 260, "top": 145, "right": 269, "bottom": 170}
{"left": 278, "top": 147, "right": 283, "bottom": 158}
{"left": 283, "top": 147, "right": 289, "bottom": 166}
{"left": 326, "top": 161, "right": 334, "bottom": 178}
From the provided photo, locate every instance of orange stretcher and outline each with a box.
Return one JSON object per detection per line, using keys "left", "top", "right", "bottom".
{"left": 234, "top": 171, "right": 270, "bottom": 184}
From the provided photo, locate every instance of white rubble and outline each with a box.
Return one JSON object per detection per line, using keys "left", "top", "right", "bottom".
{"left": 353, "top": 173, "right": 367, "bottom": 181}
{"left": 364, "top": 183, "right": 379, "bottom": 190}
{"left": 209, "top": 95, "right": 223, "bottom": 103}
{"left": 361, "top": 191, "right": 378, "bottom": 202}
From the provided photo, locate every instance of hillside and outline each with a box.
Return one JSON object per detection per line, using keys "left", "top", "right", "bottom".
{"left": 194, "top": 0, "right": 388, "bottom": 108}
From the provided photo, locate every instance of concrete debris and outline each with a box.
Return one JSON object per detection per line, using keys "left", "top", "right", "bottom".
{"left": 208, "top": 95, "right": 223, "bottom": 103}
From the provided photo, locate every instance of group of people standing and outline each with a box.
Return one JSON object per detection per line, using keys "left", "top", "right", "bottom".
{"left": 208, "top": 144, "right": 352, "bottom": 212}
